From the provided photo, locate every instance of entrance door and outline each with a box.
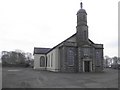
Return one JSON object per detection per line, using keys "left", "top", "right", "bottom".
{"left": 84, "top": 61, "right": 90, "bottom": 72}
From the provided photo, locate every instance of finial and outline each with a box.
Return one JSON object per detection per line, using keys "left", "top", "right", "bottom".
{"left": 80, "top": 2, "right": 83, "bottom": 9}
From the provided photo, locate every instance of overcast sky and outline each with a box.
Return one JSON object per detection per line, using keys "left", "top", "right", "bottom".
{"left": 0, "top": 0, "right": 118, "bottom": 57}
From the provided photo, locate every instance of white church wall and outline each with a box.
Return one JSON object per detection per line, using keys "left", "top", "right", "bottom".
{"left": 46, "top": 47, "right": 59, "bottom": 72}
{"left": 34, "top": 54, "right": 46, "bottom": 70}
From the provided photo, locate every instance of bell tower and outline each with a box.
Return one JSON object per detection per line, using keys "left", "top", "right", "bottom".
{"left": 76, "top": 2, "right": 89, "bottom": 72}
{"left": 76, "top": 2, "right": 88, "bottom": 46}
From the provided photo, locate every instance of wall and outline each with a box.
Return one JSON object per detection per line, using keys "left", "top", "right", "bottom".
{"left": 34, "top": 54, "right": 46, "bottom": 70}
{"left": 46, "top": 48, "right": 60, "bottom": 72}
{"left": 66, "top": 35, "right": 76, "bottom": 42}
{"left": 60, "top": 46, "right": 77, "bottom": 72}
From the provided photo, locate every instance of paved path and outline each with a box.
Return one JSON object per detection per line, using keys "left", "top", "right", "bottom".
{"left": 2, "top": 67, "right": 118, "bottom": 88}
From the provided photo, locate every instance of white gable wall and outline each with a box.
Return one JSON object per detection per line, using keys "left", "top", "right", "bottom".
{"left": 34, "top": 54, "right": 46, "bottom": 70}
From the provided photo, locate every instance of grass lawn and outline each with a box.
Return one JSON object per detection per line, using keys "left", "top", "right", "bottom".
{"left": 2, "top": 67, "right": 118, "bottom": 88}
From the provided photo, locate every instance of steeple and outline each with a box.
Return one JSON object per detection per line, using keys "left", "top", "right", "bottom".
{"left": 80, "top": 2, "right": 83, "bottom": 9}
{"left": 77, "top": 2, "right": 87, "bottom": 26}
{"left": 76, "top": 2, "right": 88, "bottom": 45}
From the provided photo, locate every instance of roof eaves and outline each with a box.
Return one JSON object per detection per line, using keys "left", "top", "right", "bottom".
{"left": 47, "top": 33, "right": 76, "bottom": 53}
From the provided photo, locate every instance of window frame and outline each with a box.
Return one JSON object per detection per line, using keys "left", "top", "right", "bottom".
{"left": 40, "top": 56, "right": 45, "bottom": 67}
{"left": 67, "top": 47, "right": 75, "bottom": 66}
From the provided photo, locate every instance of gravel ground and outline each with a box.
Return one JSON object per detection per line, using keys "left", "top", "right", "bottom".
{"left": 2, "top": 67, "right": 118, "bottom": 88}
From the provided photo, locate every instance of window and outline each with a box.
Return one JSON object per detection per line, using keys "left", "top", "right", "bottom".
{"left": 47, "top": 58, "right": 48, "bottom": 67}
{"left": 83, "top": 48, "right": 90, "bottom": 57}
{"left": 84, "top": 31, "right": 87, "bottom": 40}
{"left": 47, "top": 55, "right": 50, "bottom": 67}
{"left": 40, "top": 56, "right": 45, "bottom": 67}
{"left": 96, "top": 51, "right": 101, "bottom": 66}
{"left": 48, "top": 55, "right": 50, "bottom": 67}
{"left": 51, "top": 53, "right": 53, "bottom": 67}
{"left": 96, "top": 51, "right": 100, "bottom": 59}
{"left": 67, "top": 47, "right": 75, "bottom": 66}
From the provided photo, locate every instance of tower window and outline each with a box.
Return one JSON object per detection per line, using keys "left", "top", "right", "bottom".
{"left": 84, "top": 31, "right": 87, "bottom": 40}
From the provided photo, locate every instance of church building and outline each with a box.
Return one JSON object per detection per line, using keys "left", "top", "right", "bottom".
{"left": 33, "top": 2, "right": 104, "bottom": 72}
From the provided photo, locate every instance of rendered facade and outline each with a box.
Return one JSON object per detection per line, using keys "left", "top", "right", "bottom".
{"left": 34, "top": 2, "right": 104, "bottom": 72}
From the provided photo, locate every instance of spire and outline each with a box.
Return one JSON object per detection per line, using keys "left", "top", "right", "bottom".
{"left": 80, "top": 2, "right": 83, "bottom": 9}
{"left": 77, "top": 1, "right": 87, "bottom": 15}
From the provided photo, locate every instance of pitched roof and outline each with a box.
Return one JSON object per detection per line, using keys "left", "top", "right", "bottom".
{"left": 47, "top": 33, "right": 95, "bottom": 53}
{"left": 34, "top": 47, "right": 51, "bottom": 54}
{"left": 34, "top": 33, "right": 95, "bottom": 54}
{"left": 47, "top": 33, "right": 76, "bottom": 53}
{"left": 89, "top": 39, "right": 94, "bottom": 44}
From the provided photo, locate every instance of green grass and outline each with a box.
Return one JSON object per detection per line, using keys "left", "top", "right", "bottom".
{"left": 2, "top": 67, "right": 118, "bottom": 88}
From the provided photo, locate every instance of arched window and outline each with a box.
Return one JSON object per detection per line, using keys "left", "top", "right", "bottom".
{"left": 51, "top": 53, "right": 53, "bottom": 67}
{"left": 40, "top": 56, "right": 45, "bottom": 67}
{"left": 67, "top": 47, "right": 75, "bottom": 66}
{"left": 96, "top": 51, "right": 101, "bottom": 66}
{"left": 84, "top": 31, "right": 87, "bottom": 40}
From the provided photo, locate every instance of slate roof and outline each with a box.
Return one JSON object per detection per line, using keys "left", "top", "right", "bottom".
{"left": 34, "top": 47, "right": 51, "bottom": 54}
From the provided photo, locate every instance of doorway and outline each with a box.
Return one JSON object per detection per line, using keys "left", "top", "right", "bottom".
{"left": 84, "top": 61, "right": 90, "bottom": 72}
